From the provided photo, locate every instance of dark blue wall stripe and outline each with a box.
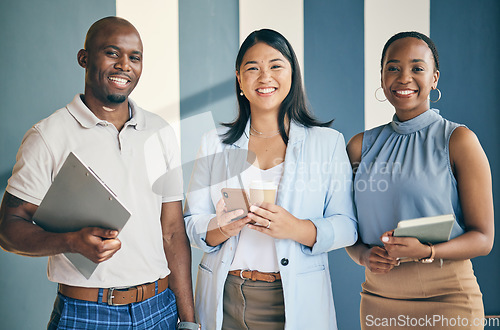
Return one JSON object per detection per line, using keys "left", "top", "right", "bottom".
{"left": 304, "top": 0, "right": 365, "bottom": 143}
{"left": 179, "top": 0, "right": 239, "bottom": 124}
{"left": 431, "top": 1, "right": 500, "bottom": 138}
{"left": 0, "top": 1, "right": 116, "bottom": 328}
{"left": 178, "top": 0, "right": 239, "bottom": 195}
{"left": 305, "top": 1, "right": 365, "bottom": 329}
{"left": 431, "top": 0, "right": 500, "bottom": 316}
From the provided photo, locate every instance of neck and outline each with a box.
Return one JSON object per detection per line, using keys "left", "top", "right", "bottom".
{"left": 81, "top": 94, "right": 130, "bottom": 131}
{"left": 394, "top": 108, "right": 429, "bottom": 122}
{"left": 250, "top": 112, "right": 280, "bottom": 133}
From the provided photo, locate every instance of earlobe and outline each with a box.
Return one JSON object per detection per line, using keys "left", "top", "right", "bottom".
{"left": 77, "top": 49, "right": 87, "bottom": 68}
{"left": 433, "top": 70, "right": 440, "bottom": 87}
{"left": 236, "top": 71, "right": 241, "bottom": 86}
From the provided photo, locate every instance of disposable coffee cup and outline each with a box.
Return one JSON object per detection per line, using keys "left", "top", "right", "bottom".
{"left": 249, "top": 180, "right": 277, "bottom": 205}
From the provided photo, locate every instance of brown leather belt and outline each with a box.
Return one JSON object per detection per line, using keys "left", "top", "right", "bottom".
{"left": 58, "top": 276, "right": 168, "bottom": 306}
{"left": 228, "top": 270, "right": 281, "bottom": 283}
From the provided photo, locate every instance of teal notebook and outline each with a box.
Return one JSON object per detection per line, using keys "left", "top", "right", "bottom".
{"left": 393, "top": 214, "right": 455, "bottom": 244}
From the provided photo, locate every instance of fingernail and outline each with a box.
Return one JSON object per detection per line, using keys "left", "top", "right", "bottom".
{"left": 382, "top": 236, "right": 389, "bottom": 242}
{"left": 249, "top": 206, "right": 256, "bottom": 212}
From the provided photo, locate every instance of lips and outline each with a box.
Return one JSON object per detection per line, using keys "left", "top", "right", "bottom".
{"left": 108, "top": 75, "right": 131, "bottom": 88}
{"left": 256, "top": 87, "right": 277, "bottom": 95}
{"left": 393, "top": 89, "right": 417, "bottom": 97}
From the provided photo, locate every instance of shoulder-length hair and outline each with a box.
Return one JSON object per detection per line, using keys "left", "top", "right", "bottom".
{"left": 221, "top": 28, "right": 332, "bottom": 145}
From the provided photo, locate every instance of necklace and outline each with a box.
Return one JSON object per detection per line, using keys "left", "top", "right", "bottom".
{"left": 250, "top": 125, "right": 280, "bottom": 138}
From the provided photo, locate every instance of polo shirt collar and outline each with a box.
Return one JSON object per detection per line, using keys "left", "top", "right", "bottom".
{"left": 126, "top": 98, "right": 146, "bottom": 130}
{"left": 66, "top": 94, "right": 146, "bottom": 130}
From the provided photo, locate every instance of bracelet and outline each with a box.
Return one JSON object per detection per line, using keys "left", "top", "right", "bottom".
{"left": 177, "top": 321, "right": 200, "bottom": 330}
{"left": 420, "top": 242, "right": 435, "bottom": 263}
{"left": 218, "top": 221, "right": 230, "bottom": 239}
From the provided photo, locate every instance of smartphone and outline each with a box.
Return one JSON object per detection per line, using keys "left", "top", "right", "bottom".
{"left": 221, "top": 188, "right": 250, "bottom": 221}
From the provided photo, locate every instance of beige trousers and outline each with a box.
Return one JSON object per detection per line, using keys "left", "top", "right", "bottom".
{"left": 222, "top": 274, "right": 285, "bottom": 330}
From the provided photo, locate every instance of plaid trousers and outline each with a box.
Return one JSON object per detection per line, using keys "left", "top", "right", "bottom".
{"left": 47, "top": 286, "right": 178, "bottom": 329}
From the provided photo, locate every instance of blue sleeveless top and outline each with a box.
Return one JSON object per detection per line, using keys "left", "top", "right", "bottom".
{"left": 354, "top": 109, "right": 466, "bottom": 246}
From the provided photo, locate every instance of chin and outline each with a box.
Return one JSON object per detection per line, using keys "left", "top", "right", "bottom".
{"left": 107, "top": 94, "right": 127, "bottom": 104}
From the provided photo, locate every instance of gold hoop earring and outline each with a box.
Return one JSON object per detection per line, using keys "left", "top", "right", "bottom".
{"left": 375, "top": 87, "right": 387, "bottom": 102}
{"left": 429, "top": 88, "right": 441, "bottom": 103}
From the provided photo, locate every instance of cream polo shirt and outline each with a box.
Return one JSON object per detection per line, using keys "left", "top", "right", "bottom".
{"left": 7, "top": 94, "right": 183, "bottom": 288}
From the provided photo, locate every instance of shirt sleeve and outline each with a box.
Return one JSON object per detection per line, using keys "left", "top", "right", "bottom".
{"left": 152, "top": 124, "right": 184, "bottom": 203}
{"left": 303, "top": 132, "right": 358, "bottom": 255}
{"left": 6, "top": 126, "right": 55, "bottom": 205}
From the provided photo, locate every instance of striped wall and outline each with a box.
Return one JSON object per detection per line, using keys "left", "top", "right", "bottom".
{"left": 1, "top": 1, "right": 499, "bottom": 328}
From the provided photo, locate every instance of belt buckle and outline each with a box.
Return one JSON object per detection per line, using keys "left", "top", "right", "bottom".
{"left": 107, "top": 288, "right": 128, "bottom": 306}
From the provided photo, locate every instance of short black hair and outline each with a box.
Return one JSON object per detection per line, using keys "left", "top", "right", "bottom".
{"left": 380, "top": 31, "right": 439, "bottom": 71}
{"left": 221, "top": 28, "right": 332, "bottom": 145}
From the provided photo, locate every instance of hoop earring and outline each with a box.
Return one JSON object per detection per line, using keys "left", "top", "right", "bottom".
{"left": 429, "top": 88, "right": 441, "bottom": 103}
{"left": 375, "top": 87, "right": 387, "bottom": 102}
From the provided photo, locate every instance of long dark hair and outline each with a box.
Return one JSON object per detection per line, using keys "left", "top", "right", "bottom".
{"left": 221, "top": 28, "right": 332, "bottom": 145}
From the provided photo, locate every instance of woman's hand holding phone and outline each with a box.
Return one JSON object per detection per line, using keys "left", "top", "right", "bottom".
{"left": 215, "top": 198, "right": 251, "bottom": 239}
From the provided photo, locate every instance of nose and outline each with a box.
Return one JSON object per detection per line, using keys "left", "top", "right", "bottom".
{"left": 398, "top": 69, "right": 412, "bottom": 84}
{"left": 115, "top": 56, "right": 131, "bottom": 71}
{"left": 258, "top": 68, "right": 272, "bottom": 82}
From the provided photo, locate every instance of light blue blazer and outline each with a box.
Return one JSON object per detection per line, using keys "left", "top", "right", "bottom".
{"left": 184, "top": 121, "right": 357, "bottom": 330}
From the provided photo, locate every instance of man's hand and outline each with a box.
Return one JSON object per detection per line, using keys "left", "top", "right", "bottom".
{"left": 68, "top": 227, "right": 121, "bottom": 263}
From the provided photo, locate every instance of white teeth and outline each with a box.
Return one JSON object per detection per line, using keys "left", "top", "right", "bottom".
{"left": 109, "top": 77, "right": 128, "bottom": 85}
{"left": 257, "top": 88, "right": 276, "bottom": 94}
{"left": 395, "top": 90, "right": 415, "bottom": 95}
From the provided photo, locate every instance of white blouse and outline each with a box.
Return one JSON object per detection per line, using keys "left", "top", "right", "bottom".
{"left": 229, "top": 161, "right": 284, "bottom": 272}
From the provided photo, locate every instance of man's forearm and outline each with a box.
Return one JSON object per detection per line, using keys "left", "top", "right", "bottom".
{"left": 163, "top": 230, "right": 195, "bottom": 323}
{"left": 0, "top": 215, "right": 74, "bottom": 256}
{"left": 0, "top": 192, "right": 121, "bottom": 262}
{"left": 0, "top": 192, "right": 71, "bottom": 256}
{"left": 161, "top": 201, "right": 196, "bottom": 323}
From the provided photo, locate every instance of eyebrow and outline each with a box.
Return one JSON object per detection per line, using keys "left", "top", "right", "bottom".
{"left": 386, "top": 59, "right": 426, "bottom": 65}
{"left": 104, "top": 45, "right": 143, "bottom": 56}
{"left": 243, "top": 58, "right": 285, "bottom": 66}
